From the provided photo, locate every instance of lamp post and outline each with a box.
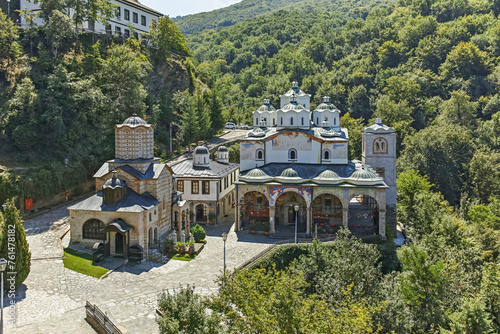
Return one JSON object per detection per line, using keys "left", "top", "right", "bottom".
{"left": 222, "top": 232, "right": 227, "bottom": 285}
{"left": 0, "top": 258, "right": 7, "bottom": 334}
{"left": 1, "top": 203, "right": 6, "bottom": 212}
{"left": 6, "top": 0, "right": 10, "bottom": 19}
{"left": 294, "top": 205, "right": 299, "bottom": 243}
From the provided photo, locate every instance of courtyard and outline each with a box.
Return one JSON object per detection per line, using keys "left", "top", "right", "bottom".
{"left": 8, "top": 203, "right": 272, "bottom": 333}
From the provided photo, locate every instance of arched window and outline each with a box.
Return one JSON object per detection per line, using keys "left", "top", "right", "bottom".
{"left": 255, "top": 118, "right": 258, "bottom": 125}
{"left": 280, "top": 117, "right": 283, "bottom": 125}
{"left": 373, "top": 137, "right": 388, "bottom": 153}
{"left": 290, "top": 117, "right": 294, "bottom": 125}
{"left": 316, "top": 117, "right": 319, "bottom": 125}
{"left": 333, "top": 118, "right": 336, "bottom": 125}
{"left": 83, "top": 219, "right": 105, "bottom": 240}
{"left": 288, "top": 148, "right": 297, "bottom": 160}
{"left": 323, "top": 149, "right": 330, "bottom": 160}
{"left": 256, "top": 149, "right": 264, "bottom": 160}
{"left": 301, "top": 117, "right": 304, "bottom": 125}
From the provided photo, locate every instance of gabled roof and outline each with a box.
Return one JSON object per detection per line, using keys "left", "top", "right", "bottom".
{"left": 68, "top": 188, "right": 159, "bottom": 213}
{"left": 94, "top": 162, "right": 172, "bottom": 180}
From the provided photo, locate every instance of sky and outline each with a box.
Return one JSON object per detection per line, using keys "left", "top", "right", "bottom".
{"left": 140, "top": 0, "right": 244, "bottom": 18}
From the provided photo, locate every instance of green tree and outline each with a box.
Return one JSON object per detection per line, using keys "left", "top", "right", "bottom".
{"left": 400, "top": 245, "right": 447, "bottom": 332}
{"left": 340, "top": 112, "right": 364, "bottom": 160}
{"left": 0, "top": 9, "right": 23, "bottom": 85}
{"left": 0, "top": 199, "right": 31, "bottom": 288}
{"left": 156, "top": 284, "right": 217, "bottom": 334}
{"left": 444, "top": 298, "right": 495, "bottom": 334}
{"left": 468, "top": 148, "right": 500, "bottom": 204}
{"left": 147, "top": 16, "right": 192, "bottom": 64}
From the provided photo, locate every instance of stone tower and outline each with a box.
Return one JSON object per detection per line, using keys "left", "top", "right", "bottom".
{"left": 114, "top": 114, "right": 156, "bottom": 173}
{"left": 362, "top": 118, "right": 397, "bottom": 235}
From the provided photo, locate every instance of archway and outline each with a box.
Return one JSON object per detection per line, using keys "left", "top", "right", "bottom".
{"left": 275, "top": 192, "right": 307, "bottom": 232}
{"left": 348, "top": 194, "right": 378, "bottom": 237}
{"left": 312, "top": 194, "right": 342, "bottom": 235}
{"left": 242, "top": 191, "right": 269, "bottom": 225}
{"left": 148, "top": 227, "right": 153, "bottom": 248}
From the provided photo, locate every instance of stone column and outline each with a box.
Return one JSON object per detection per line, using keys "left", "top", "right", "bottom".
{"left": 342, "top": 208, "right": 349, "bottom": 228}
{"left": 379, "top": 209, "right": 386, "bottom": 239}
{"left": 269, "top": 206, "right": 276, "bottom": 234}
{"left": 306, "top": 207, "right": 311, "bottom": 235}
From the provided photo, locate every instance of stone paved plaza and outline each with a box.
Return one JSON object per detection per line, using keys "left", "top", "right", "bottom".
{"left": 8, "top": 204, "right": 273, "bottom": 333}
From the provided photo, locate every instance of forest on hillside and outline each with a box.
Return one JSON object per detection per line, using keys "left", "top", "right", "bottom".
{"left": 0, "top": 0, "right": 226, "bottom": 203}
{"left": 173, "top": 0, "right": 392, "bottom": 34}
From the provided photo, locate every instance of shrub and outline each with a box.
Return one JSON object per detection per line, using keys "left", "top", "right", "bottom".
{"left": 251, "top": 244, "right": 310, "bottom": 271}
{"left": 191, "top": 224, "right": 206, "bottom": 242}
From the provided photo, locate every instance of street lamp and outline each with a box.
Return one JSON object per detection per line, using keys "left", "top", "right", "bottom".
{"left": 294, "top": 205, "right": 299, "bottom": 243}
{"left": 1, "top": 203, "right": 6, "bottom": 212}
{"left": 6, "top": 0, "right": 10, "bottom": 19}
{"left": 0, "top": 258, "right": 7, "bottom": 334}
{"left": 222, "top": 232, "right": 228, "bottom": 285}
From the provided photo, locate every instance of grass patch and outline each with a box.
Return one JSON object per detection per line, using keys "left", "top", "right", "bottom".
{"left": 63, "top": 248, "right": 109, "bottom": 278}
{"left": 167, "top": 253, "right": 197, "bottom": 261}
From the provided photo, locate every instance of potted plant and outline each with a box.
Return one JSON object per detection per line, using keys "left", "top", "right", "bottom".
{"left": 208, "top": 213, "right": 216, "bottom": 225}
{"left": 176, "top": 242, "right": 186, "bottom": 254}
{"left": 186, "top": 240, "right": 195, "bottom": 254}
{"left": 164, "top": 239, "right": 175, "bottom": 254}
{"left": 249, "top": 219, "right": 256, "bottom": 234}
{"left": 263, "top": 222, "right": 270, "bottom": 235}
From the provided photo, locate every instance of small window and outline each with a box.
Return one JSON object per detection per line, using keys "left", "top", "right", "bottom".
{"left": 323, "top": 149, "right": 330, "bottom": 160}
{"left": 256, "top": 149, "right": 264, "bottom": 160}
{"left": 301, "top": 117, "right": 304, "bottom": 125}
{"left": 202, "top": 181, "right": 210, "bottom": 194}
{"left": 192, "top": 181, "right": 199, "bottom": 194}
{"left": 134, "top": 32, "right": 139, "bottom": 39}
{"left": 149, "top": 212, "right": 152, "bottom": 221}
{"left": 316, "top": 117, "right": 319, "bottom": 125}
{"left": 290, "top": 117, "right": 293, "bottom": 125}
{"left": 280, "top": 117, "right": 283, "bottom": 125}
{"left": 256, "top": 197, "right": 263, "bottom": 205}
{"left": 256, "top": 118, "right": 258, "bottom": 125}
{"left": 116, "top": 6, "right": 121, "bottom": 18}
{"left": 88, "top": 20, "right": 95, "bottom": 31}
{"left": 288, "top": 149, "right": 297, "bottom": 160}
{"left": 141, "top": 15, "right": 146, "bottom": 26}
{"left": 273, "top": 118, "right": 276, "bottom": 126}
{"left": 177, "top": 180, "right": 184, "bottom": 192}
{"left": 105, "top": 24, "right": 111, "bottom": 34}
{"left": 115, "top": 26, "right": 121, "bottom": 36}
{"left": 124, "top": 29, "right": 130, "bottom": 37}
{"left": 133, "top": 12, "right": 138, "bottom": 23}
{"left": 124, "top": 9, "right": 130, "bottom": 20}
{"left": 334, "top": 118, "right": 336, "bottom": 125}
{"left": 325, "top": 199, "right": 332, "bottom": 207}
{"left": 263, "top": 118, "right": 267, "bottom": 123}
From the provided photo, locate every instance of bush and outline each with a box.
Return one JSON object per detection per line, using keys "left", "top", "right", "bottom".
{"left": 251, "top": 244, "right": 310, "bottom": 271}
{"left": 191, "top": 224, "right": 206, "bottom": 242}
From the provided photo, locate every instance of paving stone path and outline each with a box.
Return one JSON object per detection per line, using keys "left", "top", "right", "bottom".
{"left": 8, "top": 205, "right": 273, "bottom": 333}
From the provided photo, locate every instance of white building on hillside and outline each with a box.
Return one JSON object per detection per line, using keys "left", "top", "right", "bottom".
{"left": 18, "top": 0, "right": 162, "bottom": 36}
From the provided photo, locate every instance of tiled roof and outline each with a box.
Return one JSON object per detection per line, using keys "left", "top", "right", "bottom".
{"left": 117, "top": 0, "right": 163, "bottom": 16}
{"left": 169, "top": 159, "right": 239, "bottom": 179}
{"left": 68, "top": 188, "right": 159, "bottom": 213}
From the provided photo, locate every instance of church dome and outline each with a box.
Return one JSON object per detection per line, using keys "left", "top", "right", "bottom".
{"left": 280, "top": 168, "right": 299, "bottom": 178}
{"left": 248, "top": 127, "right": 266, "bottom": 137}
{"left": 218, "top": 146, "right": 228, "bottom": 152}
{"left": 103, "top": 171, "right": 126, "bottom": 189}
{"left": 349, "top": 163, "right": 380, "bottom": 180}
{"left": 316, "top": 170, "right": 341, "bottom": 180}
{"left": 247, "top": 168, "right": 270, "bottom": 178}
{"left": 256, "top": 99, "right": 276, "bottom": 112}
{"left": 281, "top": 101, "right": 306, "bottom": 111}
{"left": 316, "top": 96, "right": 339, "bottom": 111}
{"left": 123, "top": 114, "right": 147, "bottom": 125}
{"left": 239, "top": 168, "right": 272, "bottom": 182}
{"left": 193, "top": 146, "right": 209, "bottom": 155}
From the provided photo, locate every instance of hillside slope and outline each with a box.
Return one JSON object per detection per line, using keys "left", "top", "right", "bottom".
{"left": 173, "top": 0, "right": 392, "bottom": 34}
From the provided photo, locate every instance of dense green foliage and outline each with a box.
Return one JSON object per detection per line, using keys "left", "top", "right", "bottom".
{"left": 0, "top": 200, "right": 31, "bottom": 287}
{"left": 190, "top": 224, "right": 206, "bottom": 242}
{"left": 0, "top": 6, "right": 224, "bottom": 204}
{"left": 187, "top": 0, "right": 500, "bottom": 206}
{"left": 173, "top": 0, "right": 391, "bottom": 34}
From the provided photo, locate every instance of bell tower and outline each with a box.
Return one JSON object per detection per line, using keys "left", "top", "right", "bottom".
{"left": 362, "top": 118, "right": 397, "bottom": 235}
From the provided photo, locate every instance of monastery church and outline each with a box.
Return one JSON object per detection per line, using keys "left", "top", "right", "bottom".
{"left": 236, "top": 82, "right": 396, "bottom": 238}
